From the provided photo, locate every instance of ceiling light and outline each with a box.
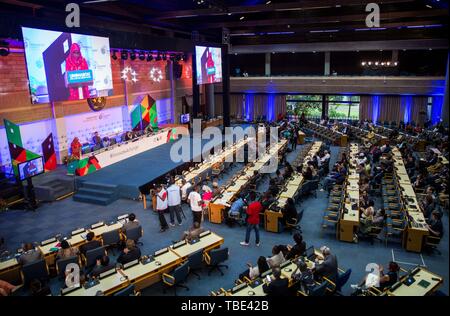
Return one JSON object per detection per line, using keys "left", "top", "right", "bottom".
{"left": 375, "top": 61, "right": 379, "bottom": 65}
{"left": 426, "top": 4, "right": 432, "bottom": 8}
{"left": 361, "top": 62, "right": 366, "bottom": 66}
{"left": 240, "top": 16, "right": 245, "bottom": 20}
{"left": 266, "top": 1, "right": 272, "bottom": 4}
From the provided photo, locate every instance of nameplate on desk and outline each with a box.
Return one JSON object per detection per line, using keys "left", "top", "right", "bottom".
{"left": 172, "top": 240, "right": 187, "bottom": 249}
{"left": 188, "top": 239, "right": 200, "bottom": 245}
{"left": 154, "top": 248, "right": 169, "bottom": 257}
{"left": 41, "top": 237, "right": 57, "bottom": 246}
{"left": 84, "top": 279, "right": 100, "bottom": 289}
{"left": 261, "top": 269, "right": 272, "bottom": 278}
{"left": 141, "top": 255, "right": 154, "bottom": 265}
{"left": 199, "top": 230, "right": 211, "bottom": 238}
{"left": 99, "top": 268, "right": 116, "bottom": 279}
{"left": 117, "top": 214, "right": 129, "bottom": 221}
{"left": 231, "top": 283, "right": 248, "bottom": 294}
{"left": 91, "top": 222, "right": 105, "bottom": 229}
{"left": 71, "top": 228, "right": 85, "bottom": 236}
{"left": 123, "top": 259, "right": 139, "bottom": 269}
{"left": 61, "top": 284, "right": 81, "bottom": 295}
{"left": 107, "top": 221, "right": 117, "bottom": 226}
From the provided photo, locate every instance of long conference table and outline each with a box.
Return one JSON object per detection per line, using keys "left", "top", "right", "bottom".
{"left": 265, "top": 141, "right": 323, "bottom": 233}
{"left": 306, "top": 121, "right": 348, "bottom": 147}
{"left": 0, "top": 220, "right": 124, "bottom": 285}
{"left": 208, "top": 139, "right": 288, "bottom": 224}
{"left": 176, "top": 138, "right": 251, "bottom": 187}
{"left": 391, "top": 148, "right": 429, "bottom": 252}
{"left": 63, "top": 231, "right": 224, "bottom": 296}
{"left": 338, "top": 143, "right": 360, "bottom": 242}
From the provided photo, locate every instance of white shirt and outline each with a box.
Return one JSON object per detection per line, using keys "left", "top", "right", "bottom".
{"left": 167, "top": 184, "right": 181, "bottom": 206}
{"left": 156, "top": 189, "right": 168, "bottom": 211}
{"left": 267, "top": 252, "right": 285, "bottom": 268}
{"left": 321, "top": 153, "right": 330, "bottom": 163}
{"left": 181, "top": 182, "right": 192, "bottom": 199}
{"left": 249, "top": 266, "right": 260, "bottom": 280}
{"left": 188, "top": 191, "right": 202, "bottom": 212}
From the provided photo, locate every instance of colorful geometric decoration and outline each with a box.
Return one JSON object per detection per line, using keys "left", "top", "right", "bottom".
{"left": 76, "top": 156, "right": 101, "bottom": 176}
{"left": 130, "top": 94, "right": 158, "bottom": 132}
{"left": 3, "top": 119, "right": 41, "bottom": 177}
{"left": 67, "top": 160, "right": 79, "bottom": 176}
{"left": 167, "top": 127, "right": 178, "bottom": 142}
{"left": 42, "top": 133, "right": 57, "bottom": 171}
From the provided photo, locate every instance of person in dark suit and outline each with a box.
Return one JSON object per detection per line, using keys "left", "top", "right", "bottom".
{"left": 285, "top": 233, "right": 307, "bottom": 260}
{"left": 79, "top": 232, "right": 102, "bottom": 256}
{"left": 117, "top": 239, "right": 141, "bottom": 265}
{"left": 313, "top": 246, "right": 338, "bottom": 283}
{"left": 18, "top": 243, "right": 42, "bottom": 265}
{"left": 90, "top": 255, "right": 114, "bottom": 278}
{"left": 262, "top": 267, "right": 290, "bottom": 296}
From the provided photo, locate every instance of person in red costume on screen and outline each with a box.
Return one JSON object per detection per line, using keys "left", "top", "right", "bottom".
{"left": 66, "top": 43, "right": 90, "bottom": 100}
{"left": 205, "top": 48, "right": 216, "bottom": 84}
{"left": 71, "top": 137, "right": 82, "bottom": 159}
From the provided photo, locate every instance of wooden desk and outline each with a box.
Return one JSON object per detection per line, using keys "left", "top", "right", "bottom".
{"left": 264, "top": 211, "right": 283, "bottom": 233}
{"left": 209, "top": 203, "right": 226, "bottom": 224}
{"left": 388, "top": 268, "right": 443, "bottom": 296}
{"left": 297, "top": 131, "right": 306, "bottom": 145}
{"left": 202, "top": 118, "right": 223, "bottom": 130}
{"left": 170, "top": 232, "right": 224, "bottom": 258}
{"left": 0, "top": 258, "right": 21, "bottom": 284}
{"left": 65, "top": 271, "right": 129, "bottom": 296}
{"left": 339, "top": 204, "right": 359, "bottom": 242}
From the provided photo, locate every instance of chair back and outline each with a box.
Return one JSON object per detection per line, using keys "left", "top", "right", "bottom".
{"left": 113, "top": 284, "right": 135, "bottom": 296}
{"left": 22, "top": 258, "right": 49, "bottom": 285}
{"left": 297, "top": 209, "right": 304, "bottom": 223}
{"left": 125, "top": 226, "right": 142, "bottom": 242}
{"left": 85, "top": 246, "right": 106, "bottom": 267}
{"left": 210, "top": 247, "right": 229, "bottom": 265}
{"left": 56, "top": 256, "right": 78, "bottom": 278}
{"left": 310, "top": 281, "right": 328, "bottom": 296}
{"left": 188, "top": 249, "right": 204, "bottom": 270}
{"left": 102, "top": 229, "right": 121, "bottom": 246}
{"left": 336, "top": 268, "right": 352, "bottom": 292}
{"left": 173, "top": 261, "right": 190, "bottom": 284}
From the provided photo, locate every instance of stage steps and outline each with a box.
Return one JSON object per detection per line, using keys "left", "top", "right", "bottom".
{"left": 73, "top": 182, "right": 118, "bottom": 206}
{"left": 33, "top": 178, "right": 75, "bottom": 202}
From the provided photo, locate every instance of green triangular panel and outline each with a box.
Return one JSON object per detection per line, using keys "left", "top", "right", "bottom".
{"left": 4, "top": 119, "right": 23, "bottom": 147}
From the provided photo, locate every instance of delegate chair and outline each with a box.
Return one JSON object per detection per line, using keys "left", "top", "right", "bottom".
{"left": 125, "top": 225, "right": 143, "bottom": 246}
{"left": 424, "top": 235, "right": 442, "bottom": 255}
{"left": 285, "top": 209, "right": 303, "bottom": 234}
{"left": 22, "top": 258, "right": 49, "bottom": 286}
{"left": 56, "top": 256, "right": 79, "bottom": 280}
{"left": 298, "top": 281, "right": 328, "bottom": 296}
{"left": 187, "top": 249, "right": 204, "bottom": 280}
{"left": 162, "top": 261, "right": 190, "bottom": 296}
{"left": 385, "top": 218, "right": 407, "bottom": 247}
{"left": 324, "top": 268, "right": 352, "bottom": 295}
{"left": 113, "top": 284, "right": 140, "bottom": 296}
{"left": 205, "top": 247, "right": 229, "bottom": 276}
{"left": 102, "top": 229, "right": 121, "bottom": 255}
{"left": 84, "top": 246, "right": 107, "bottom": 268}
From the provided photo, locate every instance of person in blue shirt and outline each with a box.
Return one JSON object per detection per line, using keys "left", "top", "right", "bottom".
{"left": 229, "top": 194, "right": 246, "bottom": 217}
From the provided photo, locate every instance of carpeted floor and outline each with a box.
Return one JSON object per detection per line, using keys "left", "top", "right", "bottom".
{"left": 0, "top": 139, "right": 448, "bottom": 296}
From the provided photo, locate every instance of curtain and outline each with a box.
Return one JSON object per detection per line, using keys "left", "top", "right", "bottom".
{"left": 359, "top": 95, "right": 373, "bottom": 121}
{"left": 378, "top": 96, "right": 402, "bottom": 123}
{"left": 411, "top": 96, "right": 428, "bottom": 126}
{"left": 430, "top": 96, "right": 443, "bottom": 125}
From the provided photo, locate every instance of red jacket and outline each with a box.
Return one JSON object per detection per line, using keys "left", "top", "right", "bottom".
{"left": 246, "top": 201, "right": 262, "bottom": 225}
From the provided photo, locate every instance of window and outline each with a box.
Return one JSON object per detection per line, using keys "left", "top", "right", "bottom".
{"left": 327, "top": 95, "right": 360, "bottom": 120}
{"left": 286, "top": 95, "right": 323, "bottom": 119}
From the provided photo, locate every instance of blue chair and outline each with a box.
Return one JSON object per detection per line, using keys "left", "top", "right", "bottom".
{"left": 162, "top": 262, "right": 190, "bottom": 296}
{"left": 113, "top": 284, "right": 139, "bottom": 296}
{"left": 205, "top": 248, "right": 229, "bottom": 276}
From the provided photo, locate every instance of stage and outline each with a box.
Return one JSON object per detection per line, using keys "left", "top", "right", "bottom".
{"left": 74, "top": 137, "right": 210, "bottom": 204}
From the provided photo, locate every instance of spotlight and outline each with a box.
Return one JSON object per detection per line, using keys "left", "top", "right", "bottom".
{"left": 368, "top": 62, "right": 372, "bottom": 65}
{"left": 121, "top": 50, "right": 128, "bottom": 60}
{"left": 130, "top": 51, "right": 136, "bottom": 61}
{"left": 156, "top": 52, "right": 162, "bottom": 61}
{"left": 111, "top": 50, "right": 118, "bottom": 60}
{"left": 147, "top": 53, "right": 153, "bottom": 62}
{"left": 394, "top": 62, "right": 398, "bottom": 66}
{"left": 361, "top": 61, "right": 366, "bottom": 66}
{"left": 138, "top": 51, "right": 145, "bottom": 61}
{"left": 375, "top": 61, "right": 379, "bottom": 66}
{"left": 0, "top": 41, "right": 10, "bottom": 57}
{"left": 387, "top": 62, "right": 391, "bottom": 66}
{"left": 162, "top": 53, "right": 167, "bottom": 61}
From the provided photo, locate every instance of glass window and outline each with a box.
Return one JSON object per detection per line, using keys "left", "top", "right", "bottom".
{"left": 286, "top": 95, "right": 323, "bottom": 119}
{"left": 327, "top": 95, "right": 360, "bottom": 120}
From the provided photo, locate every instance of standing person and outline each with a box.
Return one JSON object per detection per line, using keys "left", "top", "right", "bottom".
{"left": 180, "top": 179, "right": 192, "bottom": 203}
{"left": 291, "top": 130, "right": 298, "bottom": 151}
{"left": 167, "top": 179, "right": 183, "bottom": 226}
{"left": 240, "top": 192, "right": 262, "bottom": 247}
{"left": 188, "top": 185, "right": 203, "bottom": 225}
{"left": 155, "top": 185, "right": 169, "bottom": 232}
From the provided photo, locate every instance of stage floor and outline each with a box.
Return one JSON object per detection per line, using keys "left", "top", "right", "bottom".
{"left": 75, "top": 137, "right": 209, "bottom": 199}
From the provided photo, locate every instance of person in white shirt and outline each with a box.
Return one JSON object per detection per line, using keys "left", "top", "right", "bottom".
{"left": 155, "top": 185, "right": 169, "bottom": 232}
{"left": 357, "top": 153, "right": 367, "bottom": 166}
{"left": 188, "top": 185, "right": 203, "bottom": 225}
{"left": 167, "top": 179, "right": 183, "bottom": 226}
{"left": 267, "top": 245, "right": 286, "bottom": 268}
{"left": 181, "top": 179, "right": 192, "bottom": 202}
{"left": 320, "top": 150, "right": 331, "bottom": 163}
